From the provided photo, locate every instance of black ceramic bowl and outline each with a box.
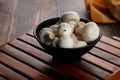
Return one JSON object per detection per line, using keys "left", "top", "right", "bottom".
{"left": 34, "top": 17, "right": 102, "bottom": 61}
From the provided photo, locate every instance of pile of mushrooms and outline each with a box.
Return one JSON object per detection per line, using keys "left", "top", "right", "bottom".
{"left": 38, "top": 11, "right": 100, "bottom": 48}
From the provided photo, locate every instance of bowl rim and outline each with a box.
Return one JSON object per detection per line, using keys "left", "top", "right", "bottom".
{"left": 34, "top": 17, "right": 102, "bottom": 50}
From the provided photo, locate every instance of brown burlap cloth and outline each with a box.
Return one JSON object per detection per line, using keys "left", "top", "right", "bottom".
{"left": 85, "top": 0, "right": 120, "bottom": 23}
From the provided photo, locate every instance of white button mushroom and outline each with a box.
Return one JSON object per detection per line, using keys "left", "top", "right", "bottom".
{"left": 39, "top": 28, "right": 55, "bottom": 45}
{"left": 59, "top": 11, "right": 80, "bottom": 22}
{"left": 82, "top": 22, "right": 100, "bottom": 43}
{"left": 57, "top": 22, "right": 74, "bottom": 48}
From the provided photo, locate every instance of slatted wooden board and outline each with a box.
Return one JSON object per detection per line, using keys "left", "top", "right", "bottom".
{"left": 0, "top": 30, "right": 120, "bottom": 80}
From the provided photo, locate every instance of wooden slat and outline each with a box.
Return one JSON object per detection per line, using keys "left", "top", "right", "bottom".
{"left": 95, "top": 42, "right": 120, "bottom": 57}
{"left": 82, "top": 53, "right": 119, "bottom": 72}
{"left": 9, "top": 39, "right": 52, "bottom": 62}
{"left": 0, "top": 45, "right": 73, "bottom": 80}
{"left": 9, "top": 38, "right": 99, "bottom": 80}
{"left": 90, "top": 48, "right": 120, "bottom": 66}
{"left": 19, "top": 34, "right": 42, "bottom": 49}
{"left": 75, "top": 60, "right": 110, "bottom": 79}
{"left": 0, "top": 63, "right": 28, "bottom": 80}
{"left": 112, "top": 36, "right": 120, "bottom": 42}
{"left": 101, "top": 36, "right": 120, "bottom": 49}
{"left": 52, "top": 64, "right": 100, "bottom": 80}
{"left": 0, "top": 51, "right": 53, "bottom": 80}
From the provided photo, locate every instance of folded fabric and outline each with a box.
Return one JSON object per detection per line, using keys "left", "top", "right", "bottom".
{"left": 109, "top": 0, "right": 120, "bottom": 21}
{"left": 85, "top": 0, "right": 120, "bottom": 23}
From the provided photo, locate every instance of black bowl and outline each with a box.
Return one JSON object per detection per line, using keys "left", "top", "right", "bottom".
{"left": 34, "top": 17, "right": 102, "bottom": 61}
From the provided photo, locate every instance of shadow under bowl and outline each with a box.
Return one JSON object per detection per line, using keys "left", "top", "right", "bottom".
{"left": 34, "top": 17, "right": 102, "bottom": 61}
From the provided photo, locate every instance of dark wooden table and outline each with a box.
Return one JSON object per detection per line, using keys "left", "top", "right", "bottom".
{"left": 0, "top": 30, "right": 120, "bottom": 80}
{"left": 0, "top": 0, "right": 120, "bottom": 46}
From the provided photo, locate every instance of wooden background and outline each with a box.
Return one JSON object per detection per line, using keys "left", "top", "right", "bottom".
{"left": 0, "top": 0, "right": 120, "bottom": 46}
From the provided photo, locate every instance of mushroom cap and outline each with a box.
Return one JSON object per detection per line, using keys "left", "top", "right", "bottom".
{"left": 60, "top": 11, "right": 80, "bottom": 22}
{"left": 58, "top": 22, "right": 73, "bottom": 36}
{"left": 82, "top": 22, "right": 100, "bottom": 42}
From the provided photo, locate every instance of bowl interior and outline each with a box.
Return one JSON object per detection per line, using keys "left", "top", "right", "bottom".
{"left": 34, "top": 17, "right": 102, "bottom": 61}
